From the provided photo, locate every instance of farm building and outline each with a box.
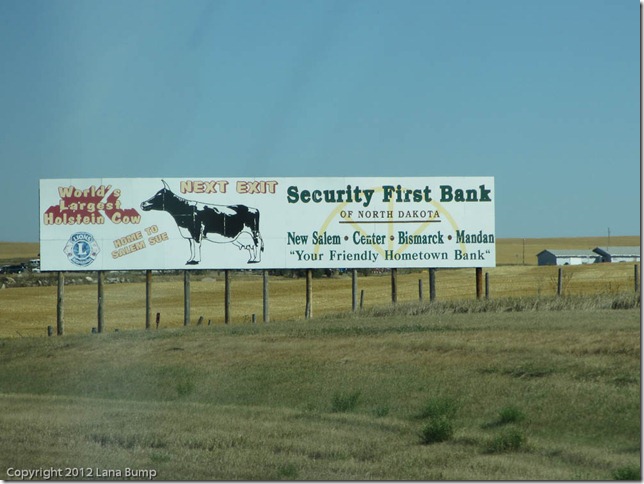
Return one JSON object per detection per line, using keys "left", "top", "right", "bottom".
{"left": 593, "top": 246, "right": 640, "bottom": 263}
{"left": 536, "top": 249, "right": 600, "bottom": 266}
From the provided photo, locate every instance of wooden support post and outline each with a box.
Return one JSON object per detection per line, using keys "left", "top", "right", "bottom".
{"left": 391, "top": 268, "right": 398, "bottom": 304}
{"left": 57, "top": 271, "right": 64, "bottom": 336}
{"left": 305, "top": 269, "right": 312, "bottom": 319}
{"left": 485, "top": 272, "right": 490, "bottom": 300}
{"left": 352, "top": 269, "right": 358, "bottom": 312}
{"left": 475, "top": 267, "right": 483, "bottom": 300}
{"left": 263, "top": 270, "right": 270, "bottom": 323}
{"left": 184, "top": 270, "right": 190, "bottom": 326}
{"left": 429, "top": 268, "right": 436, "bottom": 301}
{"left": 635, "top": 264, "right": 639, "bottom": 292}
{"left": 418, "top": 279, "right": 423, "bottom": 301}
{"left": 145, "top": 270, "right": 152, "bottom": 330}
{"left": 97, "top": 271, "right": 104, "bottom": 333}
{"left": 557, "top": 267, "right": 563, "bottom": 296}
{"left": 225, "top": 270, "right": 231, "bottom": 325}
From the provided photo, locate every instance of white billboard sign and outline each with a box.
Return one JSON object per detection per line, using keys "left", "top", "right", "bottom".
{"left": 39, "top": 177, "right": 495, "bottom": 271}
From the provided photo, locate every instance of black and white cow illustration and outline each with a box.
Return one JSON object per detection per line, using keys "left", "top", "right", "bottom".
{"left": 141, "top": 181, "right": 264, "bottom": 265}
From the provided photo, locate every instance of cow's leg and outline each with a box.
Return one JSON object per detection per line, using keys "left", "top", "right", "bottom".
{"left": 247, "top": 230, "right": 262, "bottom": 263}
{"left": 186, "top": 239, "right": 201, "bottom": 265}
{"left": 194, "top": 240, "right": 202, "bottom": 263}
{"left": 186, "top": 239, "right": 196, "bottom": 264}
{"left": 246, "top": 245, "right": 256, "bottom": 263}
{"left": 254, "top": 232, "right": 264, "bottom": 262}
{"left": 247, "top": 240, "right": 259, "bottom": 263}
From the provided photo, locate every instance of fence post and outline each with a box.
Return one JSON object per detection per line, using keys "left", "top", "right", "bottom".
{"left": 635, "top": 264, "right": 639, "bottom": 292}
{"left": 184, "top": 270, "right": 190, "bottom": 326}
{"left": 263, "top": 270, "right": 270, "bottom": 323}
{"left": 225, "top": 270, "right": 231, "bottom": 324}
{"left": 485, "top": 272, "right": 490, "bottom": 300}
{"left": 57, "top": 271, "right": 64, "bottom": 336}
{"left": 391, "top": 268, "right": 398, "bottom": 304}
{"left": 429, "top": 268, "right": 436, "bottom": 301}
{"left": 360, "top": 289, "right": 365, "bottom": 310}
{"left": 352, "top": 269, "right": 358, "bottom": 312}
{"left": 97, "top": 270, "right": 104, "bottom": 333}
{"left": 475, "top": 267, "right": 483, "bottom": 300}
{"left": 557, "top": 267, "right": 563, "bottom": 296}
{"left": 305, "top": 269, "right": 313, "bottom": 319}
{"left": 418, "top": 279, "right": 423, "bottom": 301}
{"left": 145, "top": 270, "right": 152, "bottom": 330}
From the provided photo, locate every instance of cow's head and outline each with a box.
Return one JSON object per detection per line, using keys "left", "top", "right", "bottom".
{"left": 141, "top": 180, "right": 172, "bottom": 211}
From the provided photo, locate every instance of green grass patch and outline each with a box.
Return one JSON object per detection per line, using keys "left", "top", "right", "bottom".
{"left": 482, "top": 405, "right": 526, "bottom": 428}
{"left": 613, "top": 465, "right": 641, "bottom": 480}
{"left": 485, "top": 428, "right": 528, "bottom": 453}
{"left": 0, "top": 306, "right": 639, "bottom": 480}
{"left": 415, "top": 396, "right": 459, "bottom": 420}
{"left": 418, "top": 417, "right": 455, "bottom": 444}
{"left": 497, "top": 405, "right": 525, "bottom": 425}
{"left": 330, "top": 390, "right": 362, "bottom": 413}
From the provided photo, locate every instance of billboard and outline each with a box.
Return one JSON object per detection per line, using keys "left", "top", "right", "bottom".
{"left": 39, "top": 177, "right": 495, "bottom": 271}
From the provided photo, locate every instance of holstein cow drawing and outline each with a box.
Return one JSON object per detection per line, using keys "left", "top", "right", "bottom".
{"left": 141, "top": 181, "right": 264, "bottom": 265}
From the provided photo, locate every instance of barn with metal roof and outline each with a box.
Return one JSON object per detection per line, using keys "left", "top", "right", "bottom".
{"left": 593, "top": 246, "right": 640, "bottom": 263}
{"left": 536, "top": 249, "right": 601, "bottom": 266}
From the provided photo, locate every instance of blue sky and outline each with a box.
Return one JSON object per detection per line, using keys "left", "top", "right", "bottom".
{"left": 0, "top": 0, "right": 639, "bottom": 242}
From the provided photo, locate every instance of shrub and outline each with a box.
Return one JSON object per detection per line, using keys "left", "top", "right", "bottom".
{"left": 330, "top": 390, "right": 361, "bottom": 413}
{"left": 419, "top": 417, "right": 454, "bottom": 444}
{"left": 497, "top": 405, "right": 525, "bottom": 425}
{"left": 485, "top": 428, "right": 527, "bottom": 453}
{"left": 276, "top": 463, "right": 298, "bottom": 480}
{"left": 612, "top": 465, "right": 640, "bottom": 480}
{"left": 416, "top": 396, "right": 458, "bottom": 420}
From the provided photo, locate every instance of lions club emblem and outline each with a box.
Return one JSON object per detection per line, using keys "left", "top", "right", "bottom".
{"left": 64, "top": 232, "right": 100, "bottom": 267}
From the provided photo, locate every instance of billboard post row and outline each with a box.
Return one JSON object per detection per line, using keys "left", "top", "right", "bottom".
{"left": 51, "top": 265, "right": 487, "bottom": 336}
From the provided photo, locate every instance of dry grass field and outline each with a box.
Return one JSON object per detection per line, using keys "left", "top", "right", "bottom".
{"left": 0, "top": 263, "right": 640, "bottom": 338}
{"left": 0, "top": 242, "right": 39, "bottom": 263}
{"left": 0, "top": 236, "right": 640, "bottom": 338}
